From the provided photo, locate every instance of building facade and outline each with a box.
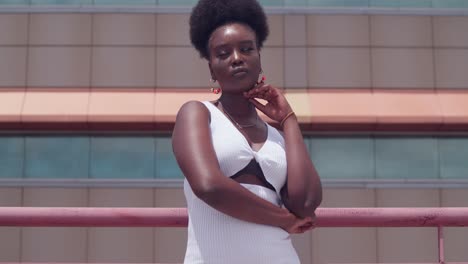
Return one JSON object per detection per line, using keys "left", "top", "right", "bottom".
{"left": 0, "top": 1, "right": 468, "bottom": 263}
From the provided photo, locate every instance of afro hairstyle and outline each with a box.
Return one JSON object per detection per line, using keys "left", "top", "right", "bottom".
{"left": 189, "top": 0, "right": 269, "bottom": 59}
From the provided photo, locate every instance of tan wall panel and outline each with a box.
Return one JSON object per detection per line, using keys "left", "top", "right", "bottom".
{"left": 29, "top": 14, "right": 92, "bottom": 45}
{"left": 93, "top": 14, "right": 156, "bottom": 46}
{"left": 435, "top": 49, "right": 468, "bottom": 89}
{"left": 21, "top": 188, "right": 88, "bottom": 262}
{"left": 265, "top": 15, "right": 284, "bottom": 47}
{"left": 27, "top": 47, "right": 91, "bottom": 87}
{"left": 0, "top": 14, "right": 28, "bottom": 45}
{"left": 441, "top": 189, "right": 468, "bottom": 207}
{"left": 0, "top": 47, "right": 26, "bottom": 87}
{"left": 441, "top": 189, "right": 468, "bottom": 262}
{"left": 88, "top": 188, "right": 154, "bottom": 262}
{"left": 292, "top": 232, "right": 313, "bottom": 264}
{"left": 88, "top": 188, "right": 154, "bottom": 206}
{"left": 0, "top": 227, "right": 21, "bottom": 261}
{"left": 156, "top": 14, "right": 191, "bottom": 46}
{"left": 307, "top": 15, "right": 369, "bottom": 46}
{"left": 376, "top": 189, "right": 440, "bottom": 263}
{"left": 22, "top": 187, "right": 87, "bottom": 207}
{"left": 370, "top": 15, "right": 432, "bottom": 47}
{"left": 434, "top": 16, "right": 468, "bottom": 48}
{"left": 154, "top": 188, "right": 187, "bottom": 263}
{"left": 0, "top": 188, "right": 22, "bottom": 262}
{"left": 285, "top": 47, "right": 308, "bottom": 88}
{"left": 372, "top": 48, "right": 434, "bottom": 88}
{"left": 89, "top": 227, "right": 154, "bottom": 263}
{"left": 0, "top": 188, "right": 22, "bottom": 205}
{"left": 285, "top": 15, "right": 307, "bottom": 46}
{"left": 154, "top": 188, "right": 186, "bottom": 207}
{"left": 156, "top": 47, "right": 210, "bottom": 88}
{"left": 308, "top": 47, "right": 371, "bottom": 88}
{"left": 22, "top": 227, "right": 88, "bottom": 262}
{"left": 261, "top": 47, "right": 284, "bottom": 87}
{"left": 92, "top": 47, "right": 156, "bottom": 87}
{"left": 312, "top": 189, "right": 377, "bottom": 264}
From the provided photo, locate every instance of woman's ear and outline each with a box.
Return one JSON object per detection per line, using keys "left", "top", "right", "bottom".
{"left": 258, "top": 52, "right": 263, "bottom": 74}
{"left": 208, "top": 62, "right": 216, "bottom": 81}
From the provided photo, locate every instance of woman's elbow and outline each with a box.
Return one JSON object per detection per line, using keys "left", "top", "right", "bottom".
{"left": 304, "top": 196, "right": 322, "bottom": 214}
{"left": 291, "top": 195, "right": 322, "bottom": 218}
{"left": 191, "top": 178, "right": 223, "bottom": 203}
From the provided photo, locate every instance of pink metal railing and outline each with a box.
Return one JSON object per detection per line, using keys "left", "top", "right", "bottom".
{"left": 1, "top": 207, "right": 468, "bottom": 263}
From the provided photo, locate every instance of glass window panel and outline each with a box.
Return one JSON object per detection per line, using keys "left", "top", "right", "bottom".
{"left": 259, "top": 0, "right": 283, "bottom": 6}
{"left": 93, "top": 0, "right": 155, "bottom": 5}
{"left": 25, "top": 136, "right": 89, "bottom": 178}
{"left": 0, "top": 137, "right": 24, "bottom": 178}
{"left": 376, "top": 137, "right": 439, "bottom": 179}
{"left": 371, "top": 0, "right": 432, "bottom": 7}
{"left": 439, "top": 137, "right": 468, "bottom": 179}
{"left": 31, "top": 0, "right": 92, "bottom": 4}
{"left": 0, "top": 0, "right": 29, "bottom": 4}
{"left": 401, "top": 0, "right": 432, "bottom": 7}
{"left": 309, "top": 136, "right": 375, "bottom": 179}
{"left": 157, "top": 0, "right": 197, "bottom": 6}
{"left": 309, "top": 0, "right": 346, "bottom": 7}
{"left": 433, "top": 0, "right": 468, "bottom": 8}
{"left": 285, "top": 0, "right": 307, "bottom": 6}
{"left": 90, "top": 136, "right": 155, "bottom": 179}
{"left": 155, "top": 137, "right": 183, "bottom": 179}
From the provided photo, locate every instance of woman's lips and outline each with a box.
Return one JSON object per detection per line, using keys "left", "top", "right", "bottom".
{"left": 232, "top": 68, "right": 248, "bottom": 77}
{"left": 233, "top": 71, "right": 247, "bottom": 77}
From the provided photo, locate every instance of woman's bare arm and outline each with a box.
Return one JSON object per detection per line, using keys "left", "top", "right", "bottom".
{"left": 172, "top": 100, "right": 309, "bottom": 231}
{"left": 280, "top": 114, "right": 322, "bottom": 218}
{"left": 244, "top": 85, "right": 323, "bottom": 218}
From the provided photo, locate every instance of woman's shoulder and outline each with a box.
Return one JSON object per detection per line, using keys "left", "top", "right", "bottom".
{"left": 177, "top": 100, "right": 208, "bottom": 113}
{"left": 175, "top": 100, "right": 211, "bottom": 123}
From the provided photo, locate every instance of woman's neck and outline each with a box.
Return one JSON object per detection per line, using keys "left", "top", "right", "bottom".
{"left": 218, "top": 93, "right": 255, "bottom": 117}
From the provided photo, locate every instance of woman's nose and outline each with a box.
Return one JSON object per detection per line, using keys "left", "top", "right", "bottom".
{"left": 231, "top": 50, "right": 244, "bottom": 66}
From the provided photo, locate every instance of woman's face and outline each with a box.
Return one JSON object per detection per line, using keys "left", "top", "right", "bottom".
{"left": 208, "top": 23, "right": 261, "bottom": 93}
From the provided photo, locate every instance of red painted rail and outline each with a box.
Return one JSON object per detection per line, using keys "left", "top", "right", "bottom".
{"left": 1, "top": 207, "right": 467, "bottom": 264}
{"left": 0, "top": 207, "right": 467, "bottom": 227}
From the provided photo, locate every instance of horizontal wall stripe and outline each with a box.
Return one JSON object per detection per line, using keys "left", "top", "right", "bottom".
{"left": 0, "top": 88, "right": 467, "bottom": 132}
{"left": 1, "top": 178, "right": 468, "bottom": 188}
{"left": 0, "top": 6, "right": 467, "bottom": 16}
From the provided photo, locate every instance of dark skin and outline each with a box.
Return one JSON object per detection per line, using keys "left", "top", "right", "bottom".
{"left": 172, "top": 23, "right": 322, "bottom": 234}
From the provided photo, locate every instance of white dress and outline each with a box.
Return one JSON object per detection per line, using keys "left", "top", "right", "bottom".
{"left": 183, "top": 101, "right": 300, "bottom": 264}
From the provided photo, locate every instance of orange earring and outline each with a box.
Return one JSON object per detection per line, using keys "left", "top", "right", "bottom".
{"left": 256, "top": 69, "right": 265, "bottom": 85}
{"left": 211, "top": 87, "right": 221, "bottom": 94}
{"left": 210, "top": 78, "right": 221, "bottom": 94}
{"left": 256, "top": 75, "right": 266, "bottom": 85}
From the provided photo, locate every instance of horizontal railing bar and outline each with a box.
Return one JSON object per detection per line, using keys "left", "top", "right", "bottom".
{"left": 2, "top": 178, "right": 468, "bottom": 189}
{"left": 0, "top": 207, "right": 467, "bottom": 228}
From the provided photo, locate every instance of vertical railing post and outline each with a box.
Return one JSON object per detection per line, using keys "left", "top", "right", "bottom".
{"left": 438, "top": 225, "right": 445, "bottom": 264}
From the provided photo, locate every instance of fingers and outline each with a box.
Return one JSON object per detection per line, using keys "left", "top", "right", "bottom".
{"left": 289, "top": 216, "right": 317, "bottom": 234}
{"left": 244, "top": 83, "right": 278, "bottom": 102}
{"left": 286, "top": 217, "right": 311, "bottom": 234}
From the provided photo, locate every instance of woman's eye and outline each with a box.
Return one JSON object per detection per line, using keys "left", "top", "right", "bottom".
{"left": 241, "top": 47, "right": 253, "bottom": 52}
{"left": 216, "top": 51, "right": 229, "bottom": 59}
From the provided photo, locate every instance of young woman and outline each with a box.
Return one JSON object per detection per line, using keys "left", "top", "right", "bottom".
{"left": 172, "top": 0, "right": 322, "bottom": 263}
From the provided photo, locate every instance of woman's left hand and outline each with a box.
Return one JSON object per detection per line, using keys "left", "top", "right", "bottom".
{"left": 243, "top": 82, "right": 293, "bottom": 123}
